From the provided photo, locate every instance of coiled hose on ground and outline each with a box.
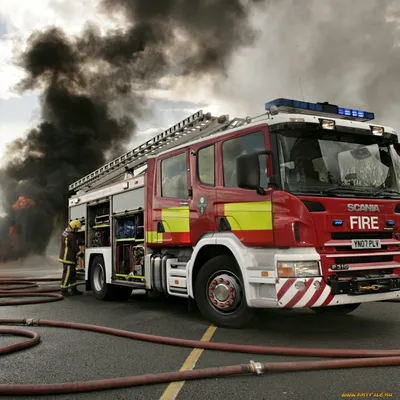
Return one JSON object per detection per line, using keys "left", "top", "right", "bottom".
{"left": 1, "top": 276, "right": 400, "bottom": 396}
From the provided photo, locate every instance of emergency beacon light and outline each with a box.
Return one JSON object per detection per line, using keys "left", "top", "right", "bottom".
{"left": 264, "top": 98, "right": 375, "bottom": 122}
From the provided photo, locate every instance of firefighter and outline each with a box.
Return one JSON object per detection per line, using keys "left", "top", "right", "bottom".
{"left": 58, "top": 219, "right": 84, "bottom": 296}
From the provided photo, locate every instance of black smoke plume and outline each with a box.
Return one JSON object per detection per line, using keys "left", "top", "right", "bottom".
{"left": 0, "top": 0, "right": 263, "bottom": 261}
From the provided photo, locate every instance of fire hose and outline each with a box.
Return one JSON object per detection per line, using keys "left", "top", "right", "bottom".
{"left": 1, "top": 277, "right": 400, "bottom": 396}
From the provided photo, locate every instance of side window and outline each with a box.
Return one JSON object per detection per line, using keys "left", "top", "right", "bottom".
{"left": 161, "top": 152, "right": 188, "bottom": 198}
{"left": 222, "top": 130, "right": 268, "bottom": 188}
{"left": 197, "top": 144, "right": 215, "bottom": 186}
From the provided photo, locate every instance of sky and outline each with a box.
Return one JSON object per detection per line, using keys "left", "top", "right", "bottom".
{"left": 1, "top": 0, "right": 400, "bottom": 168}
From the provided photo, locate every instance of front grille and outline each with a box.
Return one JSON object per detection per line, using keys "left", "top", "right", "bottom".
{"left": 331, "top": 232, "right": 392, "bottom": 240}
{"left": 333, "top": 255, "right": 393, "bottom": 264}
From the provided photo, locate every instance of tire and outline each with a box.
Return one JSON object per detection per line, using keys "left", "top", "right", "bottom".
{"left": 90, "top": 256, "right": 115, "bottom": 301}
{"left": 310, "top": 303, "right": 361, "bottom": 315}
{"left": 194, "top": 254, "right": 255, "bottom": 329}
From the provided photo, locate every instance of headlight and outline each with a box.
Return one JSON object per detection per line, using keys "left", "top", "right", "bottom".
{"left": 277, "top": 261, "right": 320, "bottom": 277}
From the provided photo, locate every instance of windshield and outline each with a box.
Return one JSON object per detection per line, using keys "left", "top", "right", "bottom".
{"left": 277, "top": 130, "right": 400, "bottom": 197}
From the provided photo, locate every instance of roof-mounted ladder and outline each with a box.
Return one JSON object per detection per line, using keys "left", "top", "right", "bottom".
{"left": 69, "top": 110, "right": 246, "bottom": 193}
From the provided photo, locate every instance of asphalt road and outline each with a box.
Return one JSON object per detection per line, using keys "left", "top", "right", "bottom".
{"left": 1, "top": 256, "right": 399, "bottom": 400}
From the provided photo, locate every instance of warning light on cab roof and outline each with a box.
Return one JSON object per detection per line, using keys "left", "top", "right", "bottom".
{"left": 264, "top": 98, "right": 375, "bottom": 121}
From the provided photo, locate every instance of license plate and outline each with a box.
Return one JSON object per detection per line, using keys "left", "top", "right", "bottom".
{"left": 351, "top": 239, "right": 381, "bottom": 249}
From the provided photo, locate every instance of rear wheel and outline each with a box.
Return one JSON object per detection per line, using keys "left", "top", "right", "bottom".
{"left": 310, "top": 303, "right": 361, "bottom": 315}
{"left": 194, "top": 255, "right": 255, "bottom": 329}
{"left": 90, "top": 256, "right": 115, "bottom": 301}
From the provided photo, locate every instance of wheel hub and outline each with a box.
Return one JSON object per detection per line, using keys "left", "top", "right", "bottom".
{"left": 207, "top": 273, "right": 242, "bottom": 312}
{"left": 94, "top": 264, "right": 104, "bottom": 292}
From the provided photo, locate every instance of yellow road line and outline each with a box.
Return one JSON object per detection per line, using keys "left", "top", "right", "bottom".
{"left": 160, "top": 324, "right": 217, "bottom": 400}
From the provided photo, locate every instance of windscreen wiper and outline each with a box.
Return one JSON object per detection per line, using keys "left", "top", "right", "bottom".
{"left": 321, "top": 186, "right": 374, "bottom": 196}
{"left": 374, "top": 188, "right": 400, "bottom": 197}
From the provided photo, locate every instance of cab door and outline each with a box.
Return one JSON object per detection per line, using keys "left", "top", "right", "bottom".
{"left": 150, "top": 149, "right": 191, "bottom": 246}
{"left": 189, "top": 141, "right": 218, "bottom": 243}
{"left": 215, "top": 126, "right": 274, "bottom": 247}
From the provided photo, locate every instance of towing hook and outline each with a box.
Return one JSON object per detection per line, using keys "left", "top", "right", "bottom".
{"left": 360, "top": 284, "right": 382, "bottom": 291}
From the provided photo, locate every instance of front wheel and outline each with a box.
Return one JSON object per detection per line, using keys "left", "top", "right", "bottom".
{"left": 194, "top": 255, "right": 255, "bottom": 329}
{"left": 310, "top": 303, "right": 361, "bottom": 315}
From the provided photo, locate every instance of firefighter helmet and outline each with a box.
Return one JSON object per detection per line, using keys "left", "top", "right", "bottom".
{"left": 69, "top": 220, "right": 82, "bottom": 230}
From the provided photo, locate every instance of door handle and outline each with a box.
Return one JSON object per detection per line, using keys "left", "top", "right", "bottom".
{"left": 217, "top": 217, "right": 231, "bottom": 232}
{"left": 157, "top": 221, "right": 165, "bottom": 233}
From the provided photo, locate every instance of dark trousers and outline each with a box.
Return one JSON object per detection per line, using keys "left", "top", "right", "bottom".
{"left": 61, "top": 263, "right": 77, "bottom": 290}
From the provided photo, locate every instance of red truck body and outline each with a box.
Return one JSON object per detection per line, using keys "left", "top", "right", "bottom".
{"left": 68, "top": 99, "right": 400, "bottom": 328}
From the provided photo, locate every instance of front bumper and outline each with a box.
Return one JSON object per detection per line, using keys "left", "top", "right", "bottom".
{"left": 330, "top": 275, "right": 400, "bottom": 296}
{"left": 275, "top": 276, "right": 400, "bottom": 308}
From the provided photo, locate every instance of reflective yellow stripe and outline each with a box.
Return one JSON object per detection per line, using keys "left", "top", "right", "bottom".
{"left": 63, "top": 237, "right": 68, "bottom": 259}
{"left": 58, "top": 236, "right": 77, "bottom": 264}
{"left": 161, "top": 206, "right": 190, "bottom": 232}
{"left": 147, "top": 206, "right": 190, "bottom": 244}
{"left": 58, "top": 258, "right": 75, "bottom": 264}
{"left": 224, "top": 201, "right": 272, "bottom": 231}
{"left": 61, "top": 266, "right": 71, "bottom": 289}
{"left": 146, "top": 231, "right": 163, "bottom": 243}
{"left": 59, "top": 237, "right": 75, "bottom": 264}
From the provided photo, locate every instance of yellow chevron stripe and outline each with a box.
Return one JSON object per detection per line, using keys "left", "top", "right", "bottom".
{"left": 161, "top": 206, "right": 190, "bottom": 233}
{"left": 146, "top": 231, "right": 163, "bottom": 243}
{"left": 223, "top": 201, "right": 272, "bottom": 231}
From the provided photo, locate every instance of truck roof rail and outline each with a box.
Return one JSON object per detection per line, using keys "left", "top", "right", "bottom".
{"left": 69, "top": 110, "right": 241, "bottom": 193}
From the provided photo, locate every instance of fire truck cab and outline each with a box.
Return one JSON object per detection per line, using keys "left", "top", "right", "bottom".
{"left": 68, "top": 99, "right": 400, "bottom": 328}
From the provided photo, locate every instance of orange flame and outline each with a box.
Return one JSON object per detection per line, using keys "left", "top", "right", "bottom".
{"left": 9, "top": 225, "right": 18, "bottom": 247}
{"left": 12, "top": 196, "right": 35, "bottom": 211}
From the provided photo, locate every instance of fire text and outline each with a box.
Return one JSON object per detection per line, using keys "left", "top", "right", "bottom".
{"left": 349, "top": 216, "right": 379, "bottom": 230}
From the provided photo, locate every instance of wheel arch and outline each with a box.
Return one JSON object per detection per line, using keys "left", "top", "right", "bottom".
{"left": 85, "top": 248, "right": 112, "bottom": 290}
{"left": 187, "top": 233, "right": 250, "bottom": 302}
{"left": 191, "top": 245, "right": 234, "bottom": 289}
{"left": 85, "top": 253, "right": 103, "bottom": 291}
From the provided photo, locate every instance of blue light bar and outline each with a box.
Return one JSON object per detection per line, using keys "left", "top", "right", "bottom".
{"left": 265, "top": 98, "right": 375, "bottom": 121}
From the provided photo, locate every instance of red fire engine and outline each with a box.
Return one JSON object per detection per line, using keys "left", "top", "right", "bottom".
{"left": 67, "top": 98, "right": 400, "bottom": 328}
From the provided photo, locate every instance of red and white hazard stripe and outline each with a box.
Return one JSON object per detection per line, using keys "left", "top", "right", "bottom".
{"left": 276, "top": 278, "right": 334, "bottom": 308}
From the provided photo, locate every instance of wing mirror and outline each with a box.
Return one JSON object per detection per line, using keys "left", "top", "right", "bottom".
{"left": 236, "top": 150, "right": 271, "bottom": 195}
